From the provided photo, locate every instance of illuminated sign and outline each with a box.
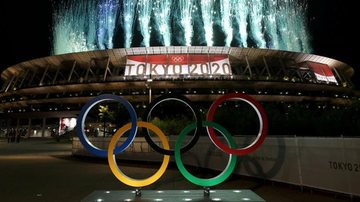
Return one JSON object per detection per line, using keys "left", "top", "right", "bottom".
{"left": 59, "top": 117, "right": 77, "bottom": 135}
{"left": 307, "top": 62, "right": 338, "bottom": 84}
{"left": 125, "top": 54, "right": 232, "bottom": 77}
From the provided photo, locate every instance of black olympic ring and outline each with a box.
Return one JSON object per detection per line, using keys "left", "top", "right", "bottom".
{"left": 142, "top": 94, "right": 202, "bottom": 155}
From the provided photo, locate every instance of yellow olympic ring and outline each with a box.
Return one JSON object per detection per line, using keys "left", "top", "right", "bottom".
{"left": 108, "top": 121, "right": 170, "bottom": 187}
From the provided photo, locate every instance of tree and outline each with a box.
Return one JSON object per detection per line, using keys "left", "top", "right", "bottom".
{"left": 98, "top": 105, "right": 115, "bottom": 137}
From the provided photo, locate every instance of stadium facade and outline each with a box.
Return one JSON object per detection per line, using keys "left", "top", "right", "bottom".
{"left": 0, "top": 46, "right": 358, "bottom": 138}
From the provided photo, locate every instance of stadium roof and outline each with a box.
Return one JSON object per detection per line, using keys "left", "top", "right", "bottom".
{"left": 1, "top": 47, "right": 354, "bottom": 80}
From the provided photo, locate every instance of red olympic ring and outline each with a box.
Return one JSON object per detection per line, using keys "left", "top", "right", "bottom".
{"left": 206, "top": 93, "right": 268, "bottom": 155}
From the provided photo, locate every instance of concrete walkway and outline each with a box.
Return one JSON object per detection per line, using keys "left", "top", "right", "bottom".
{"left": 0, "top": 138, "right": 356, "bottom": 202}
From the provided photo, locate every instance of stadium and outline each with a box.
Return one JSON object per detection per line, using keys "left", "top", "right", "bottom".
{"left": 0, "top": 46, "right": 358, "bottom": 137}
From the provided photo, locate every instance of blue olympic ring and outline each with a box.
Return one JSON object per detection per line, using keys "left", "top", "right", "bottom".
{"left": 76, "top": 94, "right": 138, "bottom": 157}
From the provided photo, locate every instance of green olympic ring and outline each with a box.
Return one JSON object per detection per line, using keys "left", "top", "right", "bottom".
{"left": 175, "top": 121, "right": 237, "bottom": 187}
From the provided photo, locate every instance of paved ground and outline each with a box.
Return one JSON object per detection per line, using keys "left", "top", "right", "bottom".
{"left": 0, "top": 138, "right": 357, "bottom": 202}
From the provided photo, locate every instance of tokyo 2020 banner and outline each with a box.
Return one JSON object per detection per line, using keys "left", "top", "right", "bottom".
{"left": 76, "top": 93, "right": 268, "bottom": 187}
{"left": 125, "top": 54, "right": 232, "bottom": 77}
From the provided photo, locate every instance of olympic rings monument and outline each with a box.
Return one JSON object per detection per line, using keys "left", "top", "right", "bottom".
{"left": 77, "top": 92, "right": 267, "bottom": 201}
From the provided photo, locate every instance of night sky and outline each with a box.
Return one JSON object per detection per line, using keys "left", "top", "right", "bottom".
{"left": 0, "top": 0, "right": 359, "bottom": 88}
